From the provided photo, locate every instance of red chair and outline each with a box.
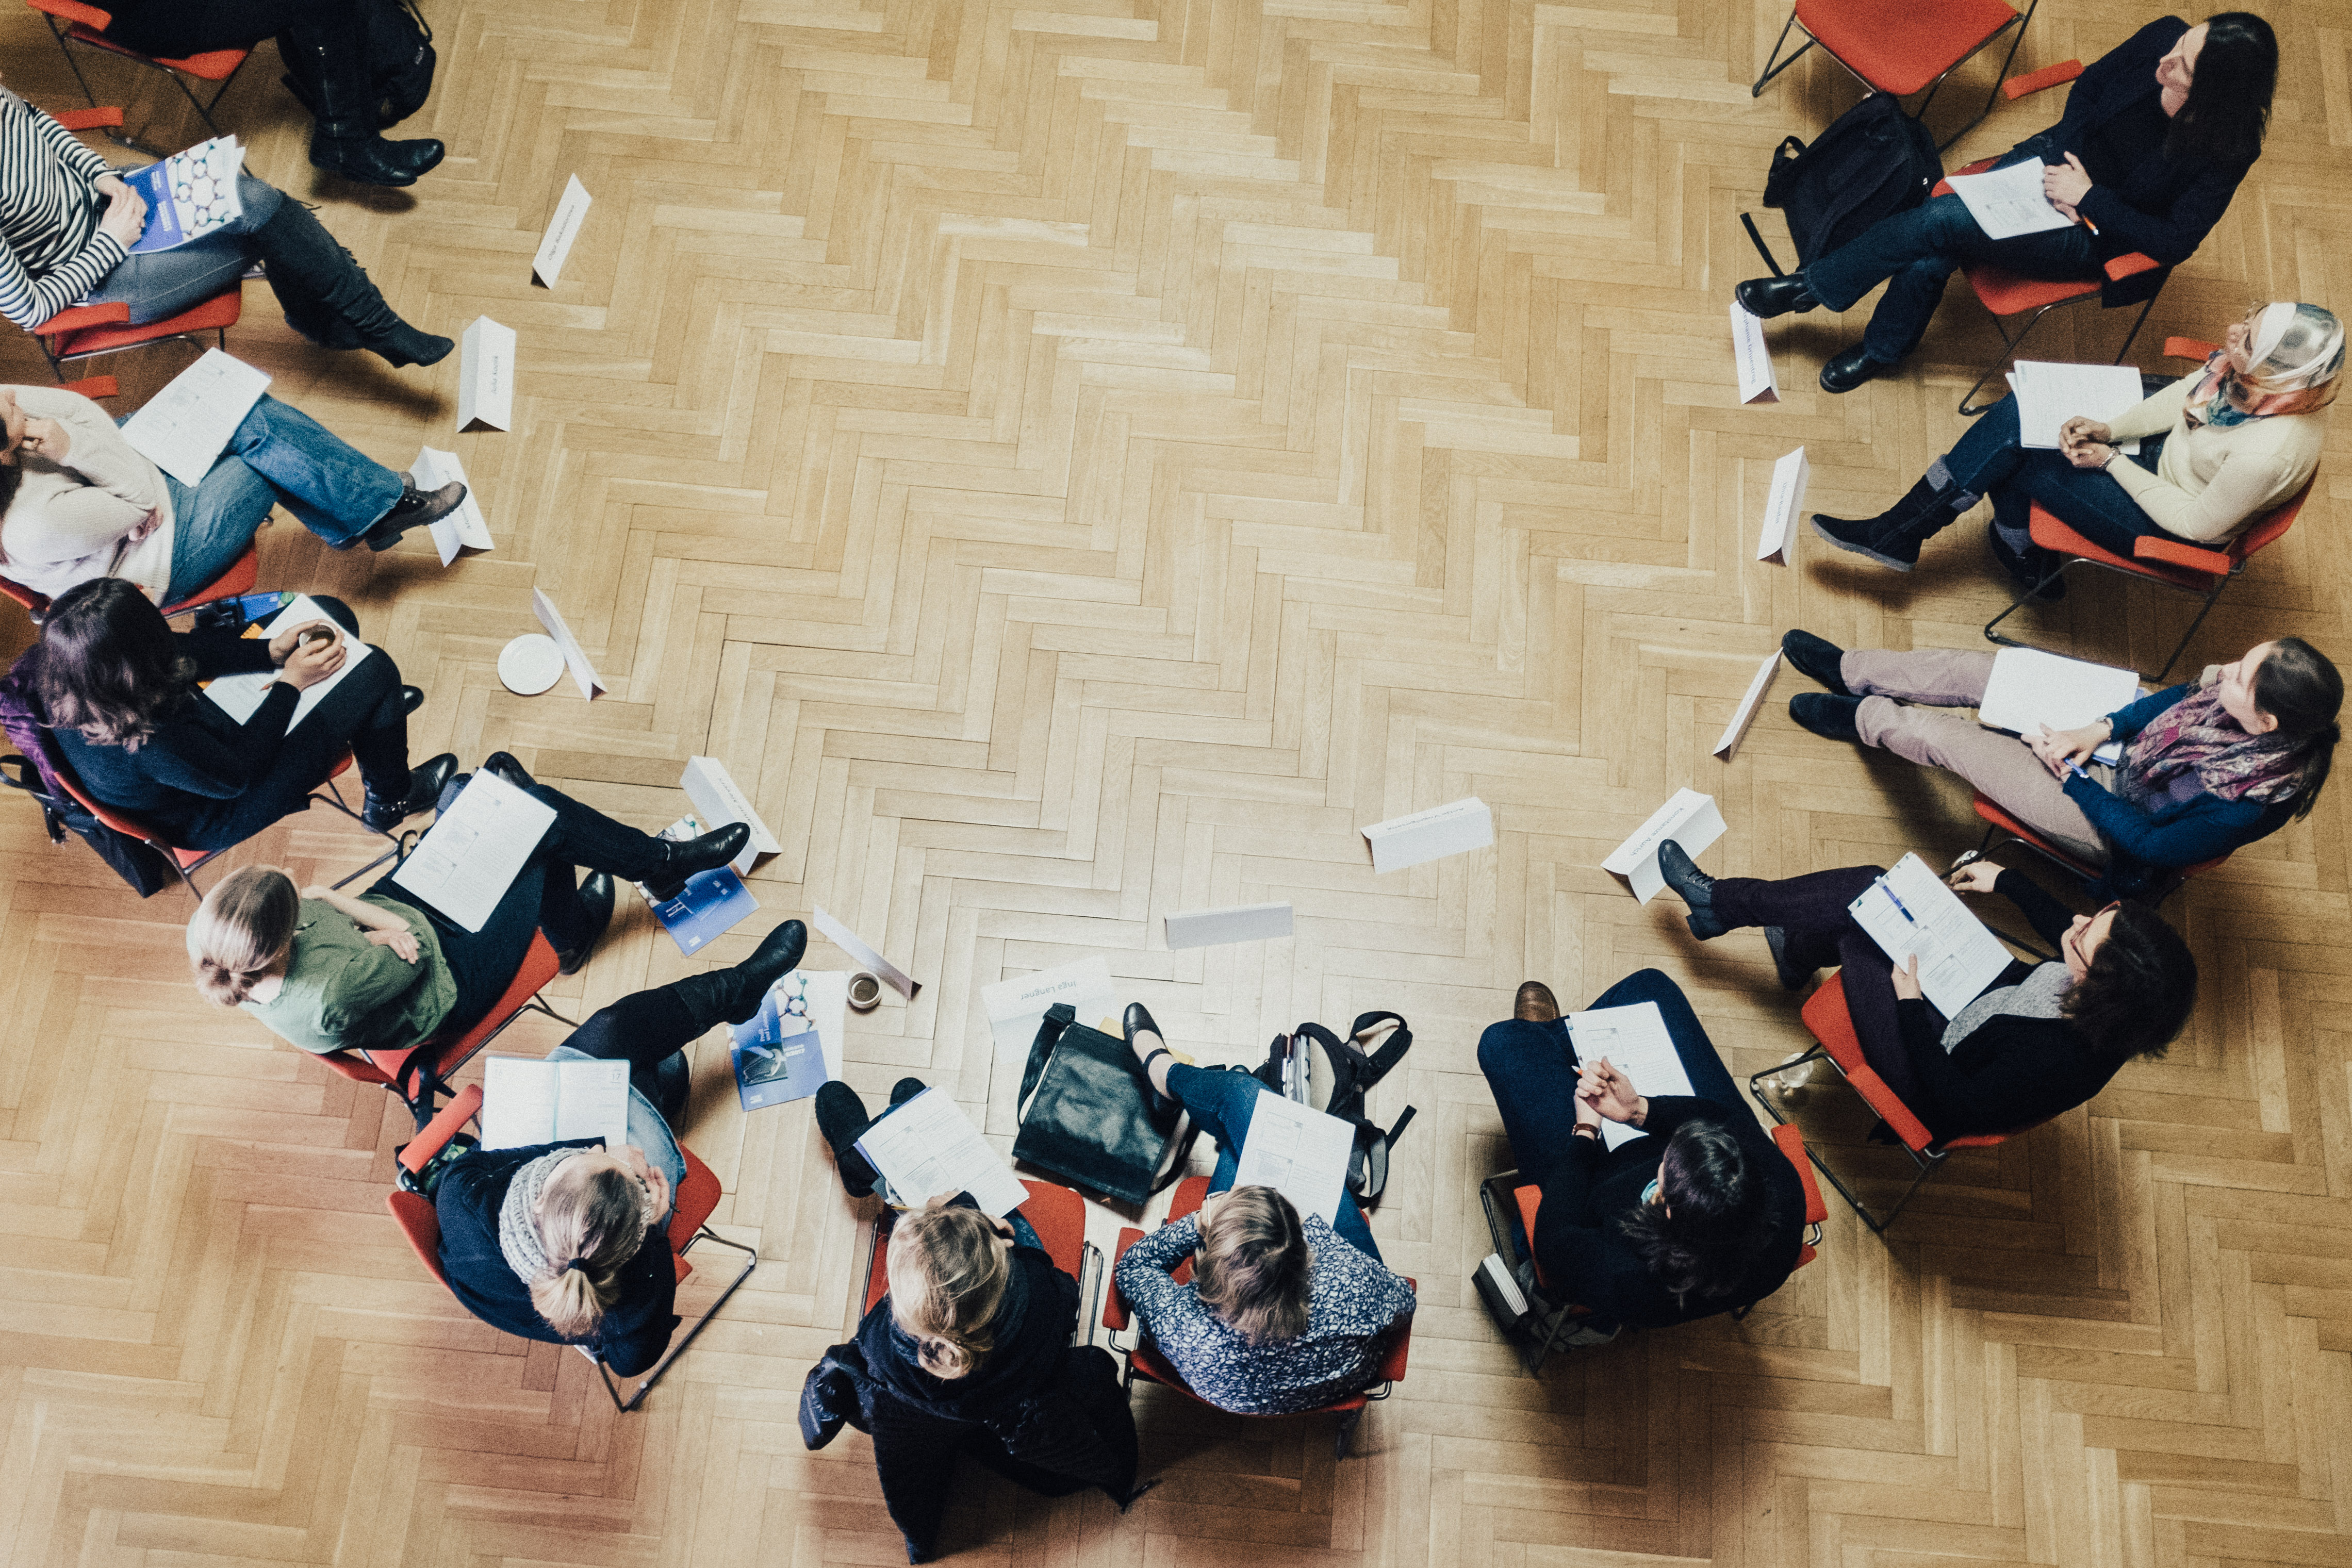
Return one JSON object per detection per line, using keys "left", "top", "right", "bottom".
{"left": 859, "top": 1179, "right": 1103, "bottom": 1337}
{"left": 386, "top": 1082, "right": 760, "bottom": 1413}
{"left": 1966, "top": 794, "right": 2226, "bottom": 914}
{"left": 1751, "top": 0, "right": 2038, "bottom": 149}
{"left": 1104, "top": 1175, "right": 1412, "bottom": 1458}
{"left": 1749, "top": 969, "right": 2045, "bottom": 1232}
{"left": 25, "top": 1, "right": 251, "bottom": 152}
{"left": 318, "top": 930, "right": 574, "bottom": 1104}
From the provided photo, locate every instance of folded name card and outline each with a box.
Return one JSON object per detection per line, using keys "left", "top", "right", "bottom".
{"left": 457, "top": 315, "right": 516, "bottom": 433}
{"left": 1713, "top": 651, "right": 1782, "bottom": 763}
{"left": 1165, "top": 902, "right": 1294, "bottom": 950}
{"left": 1602, "top": 788, "right": 1725, "bottom": 904}
{"left": 409, "top": 444, "right": 492, "bottom": 566}
{"left": 1362, "top": 797, "right": 1494, "bottom": 873}
{"left": 1731, "top": 303, "right": 1778, "bottom": 405}
{"left": 682, "top": 754, "right": 780, "bottom": 874}
{"left": 1757, "top": 445, "right": 1807, "bottom": 564}
{"left": 530, "top": 588, "right": 607, "bottom": 700}
{"left": 532, "top": 175, "right": 592, "bottom": 288}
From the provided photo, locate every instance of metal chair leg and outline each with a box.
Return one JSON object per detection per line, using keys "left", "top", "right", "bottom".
{"left": 599, "top": 1225, "right": 760, "bottom": 1412}
{"left": 1930, "top": 3, "right": 2036, "bottom": 151}
{"left": 1960, "top": 300, "right": 2063, "bottom": 416}
{"left": 1748, "top": 1050, "right": 1934, "bottom": 1236}
{"left": 1750, "top": 9, "right": 1814, "bottom": 96}
{"left": 2150, "top": 586, "right": 2225, "bottom": 685}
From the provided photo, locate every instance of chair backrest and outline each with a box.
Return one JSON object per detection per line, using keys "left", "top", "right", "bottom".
{"left": 862, "top": 1178, "right": 1092, "bottom": 1315}
{"left": 0, "top": 575, "right": 48, "bottom": 619}
{"left": 2224, "top": 474, "right": 2312, "bottom": 565}
{"left": 1800, "top": 972, "right": 1940, "bottom": 1152}
{"left": 386, "top": 1190, "right": 449, "bottom": 1287}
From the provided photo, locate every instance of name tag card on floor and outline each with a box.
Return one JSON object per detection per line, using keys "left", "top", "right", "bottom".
{"left": 531, "top": 175, "right": 593, "bottom": 288}
{"left": 1165, "top": 902, "right": 1294, "bottom": 950}
{"left": 1756, "top": 445, "right": 1808, "bottom": 564}
{"left": 1731, "top": 303, "right": 1778, "bottom": 405}
{"left": 408, "top": 445, "right": 492, "bottom": 565}
{"left": 1712, "top": 651, "right": 1782, "bottom": 762}
{"left": 682, "top": 755, "right": 781, "bottom": 874}
{"left": 982, "top": 955, "right": 1116, "bottom": 1061}
{"left": 1602, "top": 788, "right": 1725, "bottom": 904}
{"left": 1362, "top": 797, "right": 1493, "bottom": 873}
{"left": 457, "top": 315, "right": 516, "bottom": 432}
{"left": 530, "top": 588, "right": 607, "bottom": 700}
{"left": 813, "top": 906, "right": 920, "bottom": 1000}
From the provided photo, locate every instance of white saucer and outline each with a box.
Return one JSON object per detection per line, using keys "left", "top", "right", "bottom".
{"left": 498, "top": 633, "right": 565, "bottom": 695}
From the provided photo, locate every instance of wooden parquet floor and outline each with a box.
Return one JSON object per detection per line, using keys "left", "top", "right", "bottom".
{"left": 2, "top": 2, "right": 2349, "bottom": 1563}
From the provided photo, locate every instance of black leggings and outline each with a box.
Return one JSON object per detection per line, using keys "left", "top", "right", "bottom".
{"left": 559, "top": 978, "right": 738, "bottom": 1108}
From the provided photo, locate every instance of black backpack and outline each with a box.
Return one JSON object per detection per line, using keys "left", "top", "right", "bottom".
{"left": 1742, "top": 92, "right": 1940, "bottom": 276}
{"left": 281, "top": 0, "right": 436, "bottom": 130}
{"left": 1252, "top": 1012, "right": 1417, "bottom": 1204}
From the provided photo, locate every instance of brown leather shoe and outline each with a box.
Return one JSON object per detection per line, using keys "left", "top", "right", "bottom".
{"left": 1515, "top": 981, "right": 1560, "bottom": 1022}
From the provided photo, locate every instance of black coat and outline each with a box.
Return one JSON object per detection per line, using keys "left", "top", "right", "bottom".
{"left": 52, "top": 621, "right": 287, "bottom": 837}
{"left": 434, "top": 1140, "right": 680, "bottom": 1377}
{"left": 814, "top": 1246, "right": 1138, "bottom": 1562}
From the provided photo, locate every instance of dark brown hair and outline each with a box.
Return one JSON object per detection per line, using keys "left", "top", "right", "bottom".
{"left": 32, "top": 577, "right": 195, "bottom": 748}
{"left": 1194, "top": 1185, "right": 1312, "bottom": 1345}
{"left": 2064, "top": 903, "right": 2198, "bottom": 1060}
{"left": 2166, "top": 13, "right": 2278, "bottom": 169}
{"left": 2252, "top": 637, "right": 2341, "bottom": 818}
{"left": 1614, "top": 1118, "right": 1769, "bottom": 1307}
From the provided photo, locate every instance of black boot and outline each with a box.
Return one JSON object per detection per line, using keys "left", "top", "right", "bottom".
{"left": 1656, "top": 839, "right": 1725, "bottom": 940}
{"left": 665, "top": 920, "right": 811, "bottom": 1027}
{"left": 553, "top": 873, "right": 616, "bottom": 975}
{"left": 363, "top": 750, "right": 457, "bottom": 832}
{"left": 642, "top": 823, "right": 752, "bottom": 902}
{"left": 1807, "top": 474, "right": 1970, "bottom": 572}
{"left": 358, "top": 474, "right": 468, "bottom": 551}
{"left": 1779, "top": 630, "right": 1851, "bottom": 695}
{"left": 1735, "top": 274, "right": 1819, "bottom": 319}
{"left": 285, "top": 37, "right": 445, "bottom": 187}
{"left": 250, "top": 201, "right": 452, "bottom": 367}
{"left": 815, "top": 1083, "right": 883, "bottom": 1198}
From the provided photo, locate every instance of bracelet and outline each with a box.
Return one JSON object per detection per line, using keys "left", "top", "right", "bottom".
{"left": 1571, "top": 1122, "right": 1600, "bottom": 1140}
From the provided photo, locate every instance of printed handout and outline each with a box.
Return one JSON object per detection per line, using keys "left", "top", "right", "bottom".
{"left": 1943, "top": 160, "right": 2075, "bottom": 240}
{"left": 121, "top": 348, "right": 270, "bottom": 486}
{"left": 982, "top": 955, "right": 1116, "bottom": 1061}
{"left": 1567, "top": 1001, "right": 1692, "bottom": 1151}
{"left": 389, "top": 771, "right": 558, "bottom": 933}
{"left": 854, "top": 1088, "right": 1028, "bottom": 1216}
{"left": 202, "top": 593, "right": 377, "bottom": 732}
{"left": 1847, "top": 852, "right": 2014, "bottom": 1017}
{"left": 1232, "top": 1093, "right": 1355, "bottom": 1224}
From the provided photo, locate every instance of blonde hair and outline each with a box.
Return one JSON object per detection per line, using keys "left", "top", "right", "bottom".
{"left": 1194, "top": 1185, "right": 1312, "bottom": 1345}
{"left": 528, "top": 1157, "right": 654, "bottom": 1340}
{"left": 886, "top": 1204, "right": 1008, "bottom": 1379}
{"left": 186, "top": 866, "right": 300, "bottom": 1006}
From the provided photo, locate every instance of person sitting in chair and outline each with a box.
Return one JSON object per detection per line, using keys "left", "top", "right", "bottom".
{"left": 1476, "top": 972, "right": 1806, "bottom": 1331}
{"left": 1653, "top": 841, "right": 2198, "bottom": 1142}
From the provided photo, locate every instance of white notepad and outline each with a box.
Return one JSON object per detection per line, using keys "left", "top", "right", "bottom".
{"left": 1567, "top": 1001, "right": 1692, "bottom": 1150}
{"left": 2010, "top": 361, "right": 2145, "bottom": 453}
{"left": 854, "top": 1087, "right": 1028, "bottom": 1216}
{"left": 1978, "top": 647, "right": 2139, "bottom": 766}
{"left": 1847, "top": 853, "right": 2015, "bottom": 1018}
{"left": 479, "top": 1055, "right": 630, "bottom": 1151}
{"left": 120, "top": 348, "right": 269, "bottom": 486}
{"left": 201, "top": 595, "right": 378, "bottom": 733}
{"left": 1233, "top": 1094, "right": 1355, "bottom": 1225}
{"left": 390, "top": 771, "right": 558, "bottom": 933}
{"left": 1943, "top": 160, "right": 2074, "bottom": 240}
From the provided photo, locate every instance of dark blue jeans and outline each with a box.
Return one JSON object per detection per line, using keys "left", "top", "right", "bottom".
{"left": 1923, "top": 392, "right": 2169, "bottom": 558}
{"left": 160, "top": 395, "right": 407, "bottom": 601}
{"left": 1163, "top": 1063, "right": 1381, "bottom": 1262}
{"left": 1474, "top": 969, "right": 1741, "bottom": 1196}
{"left": 1804, "top": 139, "right": 2100, "bottom": 365}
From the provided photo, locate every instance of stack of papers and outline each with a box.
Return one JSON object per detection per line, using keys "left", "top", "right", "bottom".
{"left": 1566, "top": 1002, "right": 1693, "bottom": 1150}
{"left": 1847, "top": 853, "right": 2014, "bottom": 1017}
{"left": 2009, "top": 361, "right": 2144, "bottom": 453}
{"left": 853, "top": 1087, "right": 1028, "bottom": 1215}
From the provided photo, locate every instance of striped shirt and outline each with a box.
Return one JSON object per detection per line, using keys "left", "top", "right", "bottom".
{"left": 0, "top": 89, "right": 126, "bottom": 329}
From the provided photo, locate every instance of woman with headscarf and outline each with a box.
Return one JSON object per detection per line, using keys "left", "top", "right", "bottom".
{"left": 1803, "top": 302, "right": 2340, "bottom": 589}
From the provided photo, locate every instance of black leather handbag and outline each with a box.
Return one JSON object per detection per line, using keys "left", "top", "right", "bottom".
{"left": 1012, "top": 1003, "right": 1193, "bottom": 1206}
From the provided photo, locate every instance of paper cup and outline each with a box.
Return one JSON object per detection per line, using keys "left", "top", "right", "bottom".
{"left": 847, "top": 972, "right": 882, "bottom": 1012}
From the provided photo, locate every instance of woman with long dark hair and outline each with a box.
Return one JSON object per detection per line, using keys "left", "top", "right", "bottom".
{"left": 1475, "top": 972, "right": 1806, "bottom": 1330}
{"left": 1736, "top": 14, "right": 2280, "bottom": 393}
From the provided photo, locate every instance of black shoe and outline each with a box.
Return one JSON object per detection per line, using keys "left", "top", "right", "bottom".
{"left": 436, "top": 771, "right": 471, "bottom": 814}
{"left": 1820, "top": 343, "right": 1890, "bottom": 394}
{"left": 815, "top": 1082, "right": 881, "bottom": 1198}
{"left": 721, "top": 919, "right": 808, "bottom": 1023}
{"left": 1657, "top": 839, "right": 1725, "bottom": 940}
{"left": 1989, "top": 526, "right": 2067, "bottom": 601}
{"left": 1762, "top": 926, "right": 1812, "bottom": 992}
{"left": 1790, "top": 692, "right": 1865, "bottom": 745}
{"left": 1122, "top": 1002, "right": 1165, "bottom": 1052}
{"left": 359, "top": 474, "right": 468, "bottom": 552}
{"left": 363, "top": 751, "right": 458, "bottom": 832}
{"left": 651, "top": 1050, "right": 690, "bottom": 1127}
{"left": 640, "top": 821, "right": 752, "bottom": 902}
{"left": 891, "top": 1077, "right": 926, "bottom": 1107}
{"left": 1809, "top": 511, "right": 1920, "bottom": 571}
{"left": 482, "top": 751, "right": 536, "bottom": 791}
{"left": 1735, "top": 274, "right": 1818, "bottom": 319}
{"left": 371, "top": 321, "right": 454, "bottom": 368}
{"left": 554, "top": 872, "right": 615, "bottom": 975}
{"left": 1779, "top": 630, "right": 1851, "bottom": 696}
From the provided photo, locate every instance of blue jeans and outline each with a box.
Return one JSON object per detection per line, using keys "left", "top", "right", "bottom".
{"left": 1474, "top": 970, "right": 1741, "bottom": 1197}
{"left": 1929, "top": 392, "right": 2169, "bottom": 559}
{"left": 1162, "top": 1063, "right": 1382, "bottom": 1262}
{"left": 160, "top": 394, "right": 406, "bottom": 601}
{"left": 1804, "top": 139, "right": 2101, "bottom": 365}
{"left": 86, "top": 172, "right": 283, "bottom": 325}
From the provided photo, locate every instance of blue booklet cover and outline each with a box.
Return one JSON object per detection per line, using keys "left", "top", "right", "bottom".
{"left": 639, "top": 814, "right": 759, "bottom": 954}
{"left": 730, "top": 1021, "right": 825, "bottom": 1111}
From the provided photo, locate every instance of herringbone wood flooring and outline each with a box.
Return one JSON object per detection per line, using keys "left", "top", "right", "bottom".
{"left": 2, "top": 2, "right": 2348, "bottom": 1563}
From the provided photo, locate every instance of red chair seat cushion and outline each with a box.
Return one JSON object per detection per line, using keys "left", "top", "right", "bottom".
{"left": 2026, "top": 503, "right": 2227, "bottom": 591}
{"left": 64, "top": 21, "right": 249, "bottom": 78}
{"left": 40, "top": 287, "right": 241, "bottom": 357}
{"left": 1801, "top": 973, "right": 1938, "bottom": 1152}
{"left": 1961, "top": 264, "right": 2102, "bottom": 318}
{"left": 1795, "top": 0, "right": 2021, "bottom": 96}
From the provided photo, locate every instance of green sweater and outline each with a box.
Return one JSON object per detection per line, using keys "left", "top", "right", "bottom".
{"left": 242, "top": 895, "right": 455, "bottom": 1055}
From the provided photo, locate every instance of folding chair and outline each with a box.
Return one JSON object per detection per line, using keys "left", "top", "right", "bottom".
{"left": 25, "top": 1, "right": 251, "bottom": 152}
{"left": 1965, "top": 794, "right": 2227, "bottom": 914}
{"left": 1751, "top": 0, "right": 2038, "bottom": 149}
{"left": 1104, "top": 1175, "right": 1413, "bottom": 1458}
{"left": 860, "top": 1178, "right": 1103, "bottom": 1338}
{"left": 317, "top": 930, "right": 574, "bottom": 1105}
{"left": 1749, "top": 970, "right": 2045, "bottom": 1232}
{"left": 386, "top": 1082, "right": 759, "bottom": 1414}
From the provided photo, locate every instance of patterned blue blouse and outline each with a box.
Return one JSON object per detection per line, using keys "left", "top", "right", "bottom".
{"left": 1114, "top": 1211, "right": 1416, "bottom": 1414}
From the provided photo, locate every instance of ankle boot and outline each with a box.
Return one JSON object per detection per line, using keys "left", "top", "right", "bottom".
{"left": 814, "top": 1082, "right": 882, "bottom": 1198}
{"left": 1656, "top": 839, "right": 1725, "bottom": 939}
{"left": 358, "top": 474, "right": 467, "bottom": 551}
{"left": 553, "top": 873, "right": 616, "bottom": 975}
{"left": 287, "top": 40, "right": 444, "bottom": 187}
{"left": 662, "top": 919, "right": 810, "bottom": 1030}
{"left": 1807, "top": 476, "right": 1966, "bottom": 571}
{"left": 641, "top": 822, "right": 752, "bottom": 902}
{"left": 250, "top": 201, "right": 452, "bottom": 368}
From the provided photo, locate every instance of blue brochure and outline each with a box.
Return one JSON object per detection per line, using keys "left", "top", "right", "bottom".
{"left": 639, "top": 814, "right": 758, "bottom": 954}
{"left": 730, "top": 1018, "right": 826, "bottom": 1111}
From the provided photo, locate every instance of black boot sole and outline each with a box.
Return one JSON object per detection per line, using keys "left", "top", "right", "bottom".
{"left": 1809, "top": 514, "right": 1916, "bottom": 572}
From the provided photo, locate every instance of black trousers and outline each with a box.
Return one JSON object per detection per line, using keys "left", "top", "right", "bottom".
{"left": 97, "top": 0, "right": 364, "bottom": 60}
{"left": 561, "top": 978, "right": 738, "bottom": 1110}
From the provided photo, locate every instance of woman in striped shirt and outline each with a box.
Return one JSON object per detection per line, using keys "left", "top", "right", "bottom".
{"left": 0, "top": 87, "right": 448, "bottom": 367}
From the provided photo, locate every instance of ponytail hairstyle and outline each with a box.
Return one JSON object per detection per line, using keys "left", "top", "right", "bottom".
{"left": 1193, "top": 1184, "right": 1312, "bottom": 1345}
{"left": 2167, "top": 12, "right": 2279, "bottom": 169}
{"left": 31, "top": 577, "right": 198, "bottom": 748}
{"left": 886, "top": 1202, "right": 1010, "bottom": 1378}
{"left": 528, "top": 1157, "right": 655, "bottom": 1340}
{"left": 1613, "top": 1118, "right": 1768, "bottom": 1306}
{"left": 185, "top": 865, "right": 300, "bottom": 1006}
{"left": 2252, "top": 637, "right": 2342, "bottom": 818}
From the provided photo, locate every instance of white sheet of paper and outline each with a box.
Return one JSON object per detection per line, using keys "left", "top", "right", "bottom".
{"left": 479, "top": 1056, "right": 629, "bottom": 1150}
{"left": 1361, "top": 796, "right": 1494, "bottom": 873}
{"left": 982, "top": 955, "right": 1116, "bottom": 1062}
{"left": 1713, "top": 650, "right": 1782, "bottom": 761}
{"left": 120, "top": 349, "right": 270, "bottom": 486}
{"left": 1847, "top": 853, "right": 2016, "bottom": 1017}
{"left": 1567, "top": 1001, "right": 1692, "bottom": 1150}
{"left": 391, "top": 770, "right": 558, "bottom": 933}
{"left": 1944, "top": 159, "right": 2075, "bottom": 241}
{"left": 1232, "top": 1093, "right": 1355, "bottom": 1224}
{"left": 1731, "top": 303, "right": 1778, "bottom": 405}
{"left": 854, "top": 1087, "right": 1028, "bottom": 1215}
{"left": 1756, "top": 446, "right": 1808, "bottom": 563}
{"left": 407, "top": 445, "right": 492, "bottom": 565}
{"left": 813, "top": 905, "right": 920, "bottom": 999}
{"left": 530, "top": 588, "right": 608, "bottom": 700}
{"left": 681, "top": 755, "right": 780, "bottom": 874}
{"left": 2011, "top": 360, "right": 2146, "bottom": 453}
{"left": 457, "top": 315, "right": 516, "bottom": 432}
{"left": 531, "top": 175, "right": 593, "bottom": 288}
{"left": 1165, "top": 902, "right": 1294, "bottom": 949}
{"left": 201, "top": 595, "right": 378, "bottom": 732}
{"left": 1977, "top": 649, "right": 2142, "bottom": 753}
{"left": 1602, "top": 788, "right": 1726, "bottom": 903}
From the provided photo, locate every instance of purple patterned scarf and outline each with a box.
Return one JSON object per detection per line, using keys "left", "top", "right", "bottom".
{"left": 2119, "top": 667, "right": 2308, "bottom": 808}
